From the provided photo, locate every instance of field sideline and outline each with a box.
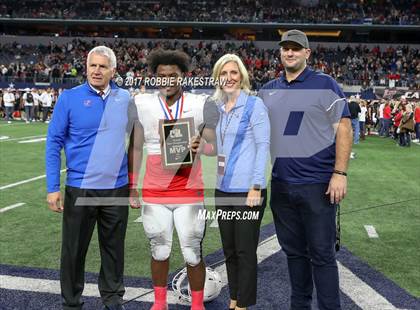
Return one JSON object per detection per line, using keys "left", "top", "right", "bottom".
{"left": 0, "top": 120, "right": 419, "bottom": 300}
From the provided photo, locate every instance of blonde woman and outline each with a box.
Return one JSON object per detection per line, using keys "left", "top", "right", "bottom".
{"left": 212, "top": 54, "right": 270, "bottom": 310}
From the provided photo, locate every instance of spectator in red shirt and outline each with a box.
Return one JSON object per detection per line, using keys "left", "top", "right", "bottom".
{"left": 393, "top": 106, "right": 403, "bottom": 145}
{"left": 381, "top": 102, "right": 392, "bottom": 137}
{"left": 262, "top": 58, "right": 269, "bottom": 69}
{"left": 255, "top": 57, "right": 262, "bottom": 70}
{"left": 414, "top": 102, "right": 420, "bottom": 142}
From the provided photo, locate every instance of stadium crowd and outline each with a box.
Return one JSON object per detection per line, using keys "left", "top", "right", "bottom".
{"left": 1, "top": 82, "right": 419, "bottom": 146}
{"left": 1, "top": 40, "right": 419, "bottom": 89}
{"left": 0, "top": 0, "right": 418, "bottom": 25}
{"left": 1, "top": 39, "right": 419, "bottom": 144}
{"left": 347, "top": 96, "right": 420, "bottom": 147}
{"left": 1, "top": 88, "right": 419, "bottom": 146}
{"left": 0, "top": 88, "right": 57, "bottom": 123}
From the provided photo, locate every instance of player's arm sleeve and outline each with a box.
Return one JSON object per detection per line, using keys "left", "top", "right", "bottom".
{"left": 45, "top": 91, "right": 69, "bottom": 193}
{"left": 250, "top": 97, "right": 270, "bottom": 186}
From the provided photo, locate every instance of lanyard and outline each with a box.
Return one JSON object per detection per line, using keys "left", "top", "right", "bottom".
{"left": 219, "top": 108, "right": 236, "bottom": 147}
{"left": 158, "top": 94, "right": 184, "bottom": 120}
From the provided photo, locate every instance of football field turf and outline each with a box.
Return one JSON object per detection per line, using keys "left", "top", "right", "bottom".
{"left": 0, "top": 120, "right": 419, "bottom": 301}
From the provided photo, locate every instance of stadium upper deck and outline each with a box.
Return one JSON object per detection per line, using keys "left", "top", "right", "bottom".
{"left": 1, "top": 0, "right": 419, "bottom": 44}
{"left": 0, "top": 0, "right": 418, "bottom": 89}
{"left": 0, "top": 0, "right": 418, "bottom": 25}
{"left": 0, "top": 40, "right": 418, "bottom": 90}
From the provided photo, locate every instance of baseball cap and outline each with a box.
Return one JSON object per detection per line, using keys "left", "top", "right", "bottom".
{"left": 279, "top": 30, "right": 309, "bottom": 48}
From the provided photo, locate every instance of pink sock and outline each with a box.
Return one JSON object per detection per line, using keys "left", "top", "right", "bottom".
{"left": 191, "top": 290, "right": 205, "bottom": 310}
{"left": 150, "top": 286, "right": 167, "bottom": 310}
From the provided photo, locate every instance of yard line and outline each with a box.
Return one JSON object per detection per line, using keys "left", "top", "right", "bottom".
{"left": 0, "top": 135, "right": 46, "bottom": 142}
{"left": 364, "top": 225, "right": 379, "bottom": 238}
{"left": 0, "top": 235, "right": 406, "bottom": 309}
{"left": 338, "top": 261, "right": 400, "bottom": 310}
{"left": 0, "top": 235, "right": 281, "bottom": 305}
{"left": 0, "top": 275, "right": 185, "bottom": 305}
{"left": 0, "top": 122, "right": 28, "bottom": 128}
{"left": 0, "top": 203, "right": 26, "bottom": 213}
{"left": 18, "top": 137, "right": 47, "bottom": 143}
{"left": 221, "top": 236, "right": 402, "bottom": 310}
{"left": 128, "top": 235, "right": 281, "bottom": 303}
{"left": 0, "top": 169, "right": 66, "bottom": 190}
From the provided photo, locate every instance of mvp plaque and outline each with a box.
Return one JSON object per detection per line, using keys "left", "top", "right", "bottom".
{"left": 159, "top": 117, "right": 195, "bottom": 169}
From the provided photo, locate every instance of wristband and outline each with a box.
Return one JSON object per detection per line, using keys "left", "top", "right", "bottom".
{"left": 128, "top": 172, "right": 139, "bottom": 189}
{"left": 333, "top": 169, "right": 347, "bottom": 176}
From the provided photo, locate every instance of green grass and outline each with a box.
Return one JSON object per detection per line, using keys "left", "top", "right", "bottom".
{"left": 0, "top": 121, "right": 419, "bottom": 296}
{"left": 340, "top": 138, "right": 420, "bottom": 296}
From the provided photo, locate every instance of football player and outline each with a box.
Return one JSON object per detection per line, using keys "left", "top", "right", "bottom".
{"left": 128, "top": 49, "right": 218, "bottom": 310}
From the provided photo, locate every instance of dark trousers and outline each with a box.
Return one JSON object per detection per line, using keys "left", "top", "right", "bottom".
{"left": 33, "top": 105, "right": 40, "bottom": 120}
{"left": 24, "top": 105, "right": 33, "bottom": 121}
{"left": 215, "top": 189, "right": 266, "bottom": 308}
{"left": 399, "top": 132, "right": 411, "bottom": 147}
{"left": 42, "top": 106, "right": 50, "bottom": 121}
{"left": 393, "top": 126, "right": 399, "bottom": 140}
{"left": 270, "top": 180, "right": 340, "bottom": 310}
{"left": 5, "top": 106, "right": 14, "bottom": 121}
{"left": 381, "top": 118, "right": 391, "bottom": 137}
{"left": 415, "top": 122, "right": 420, "bottom": 140}
{"left": 377, "top": 118, "right": 383, "bottom": 133}
{"left": 61, "top": 185, "right": 129, "bottom": 310}
{"left": 359, "top": 121, "right": 365, "bottom": 140}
